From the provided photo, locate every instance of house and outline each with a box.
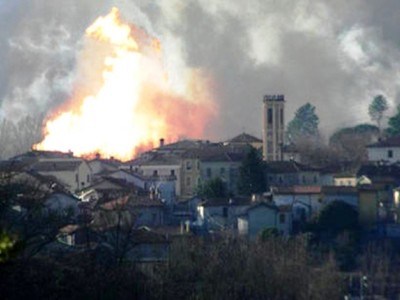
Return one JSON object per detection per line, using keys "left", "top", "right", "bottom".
{"left": 281, "top": 143, "right": 302, "bottom": 162}
{"left": 266, "top": 161, "right": 321, "bottom": 187}
{"left": 195, "top": 146, "right": 245, "bottom": 195}
{"left": 321, "top": 186, "right": 359, "bottom": 208}
{"left": 237, "top": 202, "right": 280, "bottom": 239}
{"left": 88, "top": 157, "right": 121, "bottom": 176}
{"left": 78, "top": 177, "right": 137, "bottom": 202}
{"left": 126, "top": 153, "right": 182, "bottom": 197}
{"left": 367, "top": 136, "right": 400, "bottom": 163}
{"left": 358, "top": 185, "right": 384, "bottom": 231}
{"left": 127, "top": 194, "right": 165, "bottom": 227}
{"left": 196, "top": 197, "right": 252, "bottom": 231}
{"left": 334, "top": 173, "right": 357, "bottom": 186}
{"left": 271, "top": 186, "right": 322, "bottom": 221}
{"left": 30, "top": 158, "right": 92, "bottom": 192}
{"left": 224, "top": 133, "right": 263, "bottom": 150}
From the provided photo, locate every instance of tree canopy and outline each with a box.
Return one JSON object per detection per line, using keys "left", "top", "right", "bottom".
{"left": 286, "top": 103, "right": 319, "bottom": 143}
{"left": 368, "top": 95, "right": 388, "bottom": 131}
{"left": 386, "top": 105, "right": 400, "bottom": 136}
{"left": 313, "top": 201, "right": 359, "bottom": 236}
{"left": 196, "top": 177, "right": 228, "bottom": 198}
{"left": 237, "top": 147, "right": 266, "bottom": 195}
{"left": 329, "top": 123, "right": 379, "bottom": 164}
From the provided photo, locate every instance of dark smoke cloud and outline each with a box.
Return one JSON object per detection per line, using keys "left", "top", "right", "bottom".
{"left": 1, "top": 0, "right": 400, "bottom": 142}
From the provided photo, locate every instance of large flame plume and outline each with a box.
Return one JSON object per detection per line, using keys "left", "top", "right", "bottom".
{"left": 34, "top": 8, "right": 216, "bottom": 161}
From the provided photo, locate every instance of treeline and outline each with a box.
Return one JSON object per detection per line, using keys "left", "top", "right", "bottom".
{"left": 2, "top": 232, "right": 400, "bottom": 299}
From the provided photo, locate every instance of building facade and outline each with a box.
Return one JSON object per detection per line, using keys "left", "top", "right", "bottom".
{"left": 262, "top": 95, "right": 285, "bottom": 161}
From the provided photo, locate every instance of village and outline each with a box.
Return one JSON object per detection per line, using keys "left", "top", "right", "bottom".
{"left": 2, "top": 94, "right": 400, "bottom": 298}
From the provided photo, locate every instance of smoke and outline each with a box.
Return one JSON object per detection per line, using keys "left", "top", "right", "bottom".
{"left": 1, "top": 0, "right": 400, "bottom": 144}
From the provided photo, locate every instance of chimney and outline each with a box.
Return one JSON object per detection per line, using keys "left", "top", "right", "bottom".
{"left": 160, "top": 138, "right": 165, "bottom": 147}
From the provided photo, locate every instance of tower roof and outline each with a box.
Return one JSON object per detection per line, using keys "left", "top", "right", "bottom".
{"left": 263, "top": 94, "right": 285, "bottom": 102}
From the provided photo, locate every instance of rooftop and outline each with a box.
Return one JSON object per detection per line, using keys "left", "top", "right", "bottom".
{"left": 263, "top": 94, "right": 285, "bottom": 102}
{"left": 226, "top": 133, "right": 262, "bottom": 144}
{"left": 31, "top": 160, "right": 84, "bottom": 172}
{"left": 368, "top": 136, "right": 400, "bottom": 148}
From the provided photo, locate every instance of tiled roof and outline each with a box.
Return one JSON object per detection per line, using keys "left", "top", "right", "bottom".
{"left": 200, "top": 196, "right": 251, "bottom": 207}
{"left": 357, "top": 163, "right": 400, "bottom": 180}
{"left": 183, "top": 146, "right": 245, "bottom": 162}
{"left": 136, "top": 153, "right": 181, "bottom": 166}
{"left": 128, "top": 194, "right": 164, "bottom": 207}
{"left": 367, "top": 136, "right": 400, "bottom": 148}
{"left": 321, "top": 186, "right": 358, "bottom": 195}
{"left": 0, "top": 160, "right": 32, "bottom": 173}
{"left": 272, "top": 186, "right": 322, "bottom": 195}
{"left": 227, "top": 133, "right": 262, "bottom": 144}
{"left": 31, "top": 160, "right": 83, "bottom": 172}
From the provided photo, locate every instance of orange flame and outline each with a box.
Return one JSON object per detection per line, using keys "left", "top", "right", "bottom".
{"left": 34, "top": 8, "right": 216, "bottom": 161}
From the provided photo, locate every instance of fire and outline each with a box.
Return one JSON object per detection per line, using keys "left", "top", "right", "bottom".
{"left": 34, "top": 8, "right": 216, "bottom": 161}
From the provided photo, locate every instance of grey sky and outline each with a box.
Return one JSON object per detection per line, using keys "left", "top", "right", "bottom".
{"left": 1, "top": 0, "right": 400, "bottom": 141}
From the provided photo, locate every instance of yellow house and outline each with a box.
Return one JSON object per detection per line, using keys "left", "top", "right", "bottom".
{"left": 358, "top": 185, "right": 388, "bottom": 230}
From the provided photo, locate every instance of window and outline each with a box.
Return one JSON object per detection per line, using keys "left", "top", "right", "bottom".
{"left": 170, "top": 169, "right": 175, "bottom": 176}
{"left": 153, "top": 170, "right": 158, "bottom": 176}
{"left": 220, "top": 167, "right": 225, "bottom": 175}
{"left": 206, "top": 168, "right": 212, "bottom": 178}
{"left": 186, "top": 161, "right": 192, "bottom": 170}
{"left": 223, "top": 207, "right": 228, "bottom": 218}
{"left": 186, "top": 177, "right": 191, "bottom": 187}
{"left": 75, "top": 173, "right": 79, "bottom": 183}
{"left": 280, "top": 108, "right": 284, "bottom": 125}
{"left": 87, "top": 174, "right": 90, "bottom": 183}
{"left": 388, "top": 150, "right": 393, "bottom": 158}
{"left": 279, "top": 213, "right": 286, "bottom": 224}
{"left": 313, "top": 175, "right": 317, "bottom": 184}
{"left": 268, "top": 108, "right": 273, "bottom": 124}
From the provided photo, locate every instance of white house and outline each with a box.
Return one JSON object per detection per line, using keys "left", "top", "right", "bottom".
{"left": 367, "top": 136, "right": 400, "bottom": 163}
{"left": 31, "top": 158, "right": 93, "bottom": 192}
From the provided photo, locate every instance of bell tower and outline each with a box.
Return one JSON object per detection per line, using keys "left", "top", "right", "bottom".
{"left": 262, "top": 95, "right": 285, "bottom": 161}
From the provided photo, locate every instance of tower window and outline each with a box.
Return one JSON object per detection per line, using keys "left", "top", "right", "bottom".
{"left": 268, "top": 108, "right": 273, "bottom": 125}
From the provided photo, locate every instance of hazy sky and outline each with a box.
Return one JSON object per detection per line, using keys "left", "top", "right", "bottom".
{"left": 1, "top": 0, "right": 400, "bottom": 141}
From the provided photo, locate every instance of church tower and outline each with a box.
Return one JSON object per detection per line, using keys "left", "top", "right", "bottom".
{"left": 262, "top": 95, "right": 285, "bottom": 161}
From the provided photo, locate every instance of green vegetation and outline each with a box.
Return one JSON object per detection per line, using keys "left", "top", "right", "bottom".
{"left": 287, "top": 103, "right": 319, "bottom": 143}
{"left": 369, "top": 95, "right": 388, "bottom": 132}
{"left": 196, "top": 177, "right": 228, "bottom": 198}
{"left": 386, "top": 105, "right": 400, "bottom": 136}
{"left": 237, "top": 147, "right": 266, "bottom": 195}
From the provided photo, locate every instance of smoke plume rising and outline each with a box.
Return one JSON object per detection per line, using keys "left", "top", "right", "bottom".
{"left": 1, "top": 0, "right": 400, "bottom": 155}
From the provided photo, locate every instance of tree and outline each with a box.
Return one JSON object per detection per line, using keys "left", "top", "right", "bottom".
{"left": 386, "top": 105, "right": 400, "bottom": 136}
{"left": 286, "top": 103, "right": 319, "bottom": 143}
{"left": 329, "top": 123, "right": 379, "bottom": 164}
{"left": 237, "top": 147, "right": 266, "bottom": 195}
{"left": 196, "top": 177, "right": 228, "bottom": 198}
{"left": 368, "top": 95, "right": 388, "bottom": 133}
{"left": 312, "top": 201, "right": 359, "bottom": 237}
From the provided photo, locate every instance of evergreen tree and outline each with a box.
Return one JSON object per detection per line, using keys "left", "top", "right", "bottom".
{"left": 196, "top": 177, "right": 227, "bottom": 198}
{"left": 368, "top": 94, "right": 388, "bottom": 132}
{"left": 286, "top": 103, "right": 319, "bottom": 143}
{"left": 237, "top": 147, "right": 266, "bottom": 195}
{"left": 386, "top": 105, "right": 400, "bottom": 136}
